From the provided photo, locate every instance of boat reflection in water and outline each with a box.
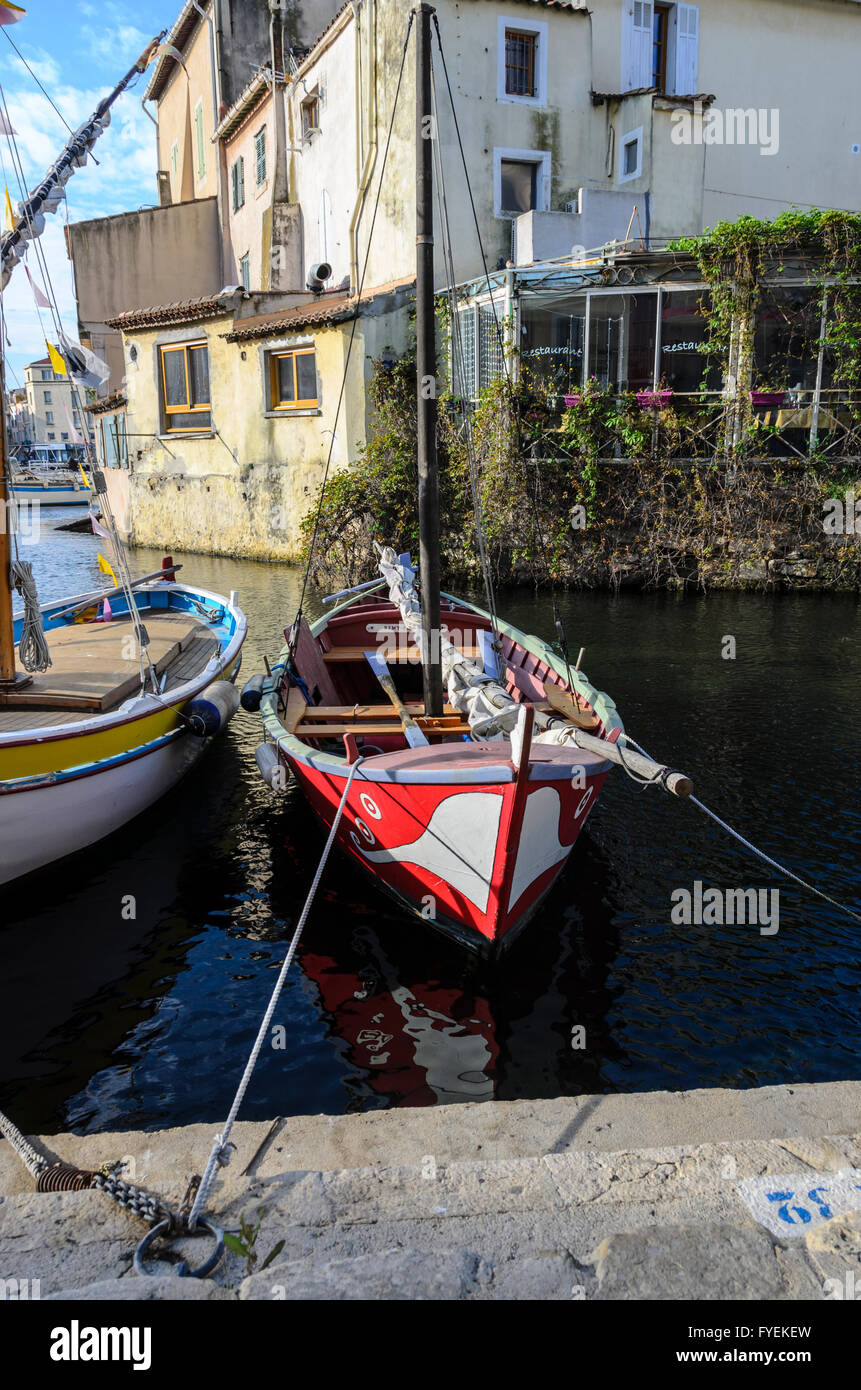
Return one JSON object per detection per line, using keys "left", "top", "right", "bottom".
{"left": 289, "top": 819, "right": 621, "bottom": 1110}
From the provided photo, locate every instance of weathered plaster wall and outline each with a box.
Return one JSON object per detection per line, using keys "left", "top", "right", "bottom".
{"left": 118, "top": 296, "right": 411, "bottom": 560}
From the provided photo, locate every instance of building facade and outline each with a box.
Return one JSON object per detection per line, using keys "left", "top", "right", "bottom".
{"left": 11, "top": 359, "right": 96, "bottom": 454}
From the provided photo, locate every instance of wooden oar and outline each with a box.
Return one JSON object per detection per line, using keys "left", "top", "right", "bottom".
{"left": 542, "top": 682, "right": 600, "bottom": 730}
{"left": 364, "top": 649, "right": 429, "bottom": 748}
{"left": 48, "top": 565, "right": 182, "bottom": 621}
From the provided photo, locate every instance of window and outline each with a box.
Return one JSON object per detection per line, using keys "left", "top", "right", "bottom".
{"left": 47, "top": 432, "right": 54, "bottom": 440}
{"left": 661, "top": 289, "right": 720, "bottom": 392}
{"left": 41, "top": 369, "right": 51, "bottom": 380}
{"left": 494, "top": 148, "right": 550, "bottom": 218}
{"left": 505, "top": 31, "right": 536, "bottom": 97}
{"left": 521, "top": 297, "right": 587, "bottom": 393}
{"left": 622, "top": 1, "right": 653, "bottom": 90}
{"left": 231, "top": 156, "right": 245, "bottom": 211}
{"left": 61, "top": 432, "right": 69, "bottom": 441}
{"left": 498, "top": 17, "right": 547, "bottom": 106}
{"left": 194, "top": 100, "right": 205, "bottom": 181}
{"left": 269, "top": 348, "right": 317, "bottom": 410}
{"left": 239, "top": 253, "right": 250, "bottom": 290}
{"left": 301, "top": 94, "right": 320, "bottom": 139}
{"left": 101, "top": 412, "right": 128, "bottom": 467}
{"left": 619, "top": 127, "right": 643, "bottom": 182}
{"left": 159, "top": 342, "right": 211, "bottom": 432}
{"left": 255, "top": 127, "right": 267, "bottom": 186}
{"left": 170, "top": 139, "right": 178, "bottom": 182}
{"left": 653, "top": 4, "right": 670, "bottom": 90}
{"left": 45, "top": 410, "right": 54, "bottom": 423}
{"left": 44, "top": 390, "right": 51, "bottom": 403}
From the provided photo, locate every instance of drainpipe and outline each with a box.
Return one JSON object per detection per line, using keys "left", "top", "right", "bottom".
{"left": 269, "top": 0, "right": 288, "bottom": 204}
{"left": 192, "top": 0, "right": 226, "bottom": 280}
{"left": 348, "top": 0, "right": 377, "bottom": 293}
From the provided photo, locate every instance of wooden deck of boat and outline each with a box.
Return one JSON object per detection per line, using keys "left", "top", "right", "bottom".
{"left": 0, "top": 611, "right": 217, "bottom": 730}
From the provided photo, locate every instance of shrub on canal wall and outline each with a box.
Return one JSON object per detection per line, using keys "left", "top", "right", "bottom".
{"left": 300, "top": 359, "right": 861, "bottom": 594}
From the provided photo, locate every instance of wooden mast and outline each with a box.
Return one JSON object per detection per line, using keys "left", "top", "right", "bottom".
{"left": 415, "top": 2, "right": 443, "bottom": 717}
{"left": 0, "top": 362, "right": 28, "bottom": 687}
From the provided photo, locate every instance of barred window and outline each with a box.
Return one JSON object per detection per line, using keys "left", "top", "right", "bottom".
{"left": 505, "top": 29, "right": 537, "bottom": 98}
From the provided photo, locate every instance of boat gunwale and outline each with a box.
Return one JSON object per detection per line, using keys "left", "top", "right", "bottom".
{"left": 260, "top": 588, "right": 624, "bottom": 781}
{"left": 0, "top": 582, "right": 247, "bottom": 749}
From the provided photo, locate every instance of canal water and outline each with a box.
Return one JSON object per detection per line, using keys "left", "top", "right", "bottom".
{"left": 1, "top": 509, "right": 860, "bottom": 1133}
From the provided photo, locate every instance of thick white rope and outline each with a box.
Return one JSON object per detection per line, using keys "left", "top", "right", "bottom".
{"left": 10, "top": 558, "right": 51, "bottom": 672}
{"left": 188, "top": 755, "right": 366, "bottom": 1229}
{"left": 0, "top": 1104, "right": 49, "bottom": 1177}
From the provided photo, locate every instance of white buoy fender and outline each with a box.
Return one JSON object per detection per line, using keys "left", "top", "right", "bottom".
{"left": 187, "top": 680, "right": 240, "bottom": 737}
{"left": 255, "top": 742, "right": 288, "bottom": 790}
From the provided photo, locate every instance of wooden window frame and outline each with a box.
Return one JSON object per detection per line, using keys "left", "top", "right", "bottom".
{"left": 653, "top": 3, "right": 671, "bottom": 92}
{"left": 269, "top": 347, "right": 318, "bottom": 411}
{"left": 231, "top": 155, "right": 245, "bottom": 212}
{"left": 504, "top": 29, "right": 537, "bottom": 98}
{"left": 301, "top": 94, "right": 320, "bottom": 139}
{"left": 255, "top": 127, "right": 267, "bottom": 186}
{"left": 159, "top": 341, "right": 211, "bottom": 433}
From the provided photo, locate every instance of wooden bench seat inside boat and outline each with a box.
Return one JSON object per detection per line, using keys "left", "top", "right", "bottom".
{"left": 0, "top": 611, "right": 213, "bottom": 714}
{"left": 321, "top": 643, "right": 481, "bottom": 664}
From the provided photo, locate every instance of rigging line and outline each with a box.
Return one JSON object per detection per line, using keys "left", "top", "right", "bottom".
{"left": 428, "top": 51, "right": 501, "bottom": 647}
{"left": 618, "top": 732, "right": 861, "bottom": 927}
{"left": 291, "top": 10, "right": 415, "bottom": 640}
{"left": 0, "top": 85, "right": 155, "bottom": 691}
{"left": 430, "top": 15, "right": 574, "bottom": 689}
{"left": 2, "top": 27, "right": 77, "bottom": 139}
{"left": 188, "top": 756, "right": 367, "bottom": 1232}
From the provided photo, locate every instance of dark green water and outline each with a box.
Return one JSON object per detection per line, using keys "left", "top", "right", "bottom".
{"left": 1, "top": 511, "right": 859, "bottom": 1130}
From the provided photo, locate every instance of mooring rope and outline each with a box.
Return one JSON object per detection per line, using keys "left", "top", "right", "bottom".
{"left": 187, "top": 756, "right": 366, "bottom": 1231}
{"left": 9, "top": 558, "right": 51, "bottom": 672}
{"left": 619, "top": 732, "right": 861, "bottom": 926}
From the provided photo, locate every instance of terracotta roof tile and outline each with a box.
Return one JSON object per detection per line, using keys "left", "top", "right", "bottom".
{"left": 105, "top": 295, "right": 226, "bottom": 331}
{"left": 223, "top": 277, "right": 415, "bottom": 342}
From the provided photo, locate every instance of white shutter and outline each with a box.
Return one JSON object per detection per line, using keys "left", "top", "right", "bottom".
{"left": 673, "top": 4, "right": 699, "bottom": 95}
{"left": 622, "top": 1, "right": 653, "bottom": 91}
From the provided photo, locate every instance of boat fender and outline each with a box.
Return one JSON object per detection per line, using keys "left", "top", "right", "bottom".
{"left": 255, "top": 742, "right": 289, "bottom": 790}
{"left": 240, "top": 673, "right": 265, "bottom": 712}
{"left": 187, "top": 680, "right": 240, "bottom": 737}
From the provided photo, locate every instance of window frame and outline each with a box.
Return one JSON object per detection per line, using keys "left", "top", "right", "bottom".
{"left": 194, "top": 99, "right": 206, "bottom": 182}
{"left": 493, "top": 146, "right": 551, "bottom": 219}
{"left": 239, "top": 253, "right": 250, "bottom": 291}
{"left": 159, "top": 340, "right": 212, "bottom": 434}
{"left": 301, "top": 93, "right": 320, "bottom": 139}
{"left": 619, "top": 126, "right": 644, "bottom": 183}
{"left": 653, "top": 3, "right": 671, "bottom": 91}
{"left": 497, "top": 16, "right": 548, "bottom": 107}
{"left": 231, "top": 155, "right": 245, "bottom": 212}
{"left": 268, "top": 347, "right": 318, "bottom": 412}
{"left": 254, "top": 126, "right": 267, "bottom": 187}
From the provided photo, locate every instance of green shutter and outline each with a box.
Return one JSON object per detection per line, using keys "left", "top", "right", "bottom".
{"left": 195, "top": 103, "right": 205, "bottom": 180}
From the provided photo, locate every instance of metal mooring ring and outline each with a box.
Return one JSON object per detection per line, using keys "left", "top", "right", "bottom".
{"left": 134, "top": 1218, "right": 224, "bottom": 1279}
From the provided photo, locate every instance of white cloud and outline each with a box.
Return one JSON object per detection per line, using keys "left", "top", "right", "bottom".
{"left": 0, "top": 69, "right": 158, "bottom": 382}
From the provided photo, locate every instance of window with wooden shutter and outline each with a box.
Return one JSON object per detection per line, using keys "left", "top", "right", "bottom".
{"left": 255, "top": 128, "right": 267, "bottom": 186}
{"left": 194, "top": 100, "right": 205, "bottom": 181}
{"left": 672, "top": 4, "right": 699, "bottom": 95}
{"left": 231, "top": 156, "right": 245, "bottom": 212}
{"left": 622, "top": 1, "right": 653, "bottom": 91}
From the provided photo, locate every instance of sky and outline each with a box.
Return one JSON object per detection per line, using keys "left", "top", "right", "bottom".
{"left": 0, "top": 0, "right": 180, "bottom": 391}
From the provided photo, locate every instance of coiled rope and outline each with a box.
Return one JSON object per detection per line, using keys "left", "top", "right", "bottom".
{"left": 185, "top": 756, "right": 366, "bottom": 1235}
{"left": 10, "top": 558, "right": 51, "bottom": 672}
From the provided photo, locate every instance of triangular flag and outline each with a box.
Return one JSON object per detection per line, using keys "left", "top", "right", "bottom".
{"left": 4, "top": 188, "right": 14, "bottom": 232}
{"left": 79, "top": 462, "right": 91, "bottom": 489}
{"left": 100, "top": 594, "right": 113, "bottom": 622}
{"left": 46, "top": 340, "right": 66, "bottom": 375}
{"left": 25, "top": 265, "right": 51, "bottom": 310}
{"left": 97, "top": 552, "right": 117, "bottom": 584}
{"left": 0, "top": 4, "right": 26, "bottom": 28}
{"left": 89, "top": 508, "right": 111, "bottom": 539}
{"left": 0, "top": 112, "right": 17, "bottom": 136}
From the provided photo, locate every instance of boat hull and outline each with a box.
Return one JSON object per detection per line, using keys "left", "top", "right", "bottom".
{"left": 0, "top": 727, "right": 205, "bottom": 884}
{"left": 261, "top": 590, "right": 623, "bottom": 952}
{"left": 12, "top": 485, "right": 92, "bottom": 507}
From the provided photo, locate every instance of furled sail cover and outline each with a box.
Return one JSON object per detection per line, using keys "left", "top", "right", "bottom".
{"left": 376, "top": 545, "right": 596, "bottom": 746}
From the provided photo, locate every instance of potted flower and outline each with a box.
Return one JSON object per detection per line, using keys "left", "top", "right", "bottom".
{"left": 636, "top": 389, "right": 673, "bottom": 410}
{"left": 749, "top": 390, "right": 786, "bottom": 407}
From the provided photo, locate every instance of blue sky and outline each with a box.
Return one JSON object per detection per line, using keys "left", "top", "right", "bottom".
{"left": 0, "top": 0, "right": 180, "bottom": 388}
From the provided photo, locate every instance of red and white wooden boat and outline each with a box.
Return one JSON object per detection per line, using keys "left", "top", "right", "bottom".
{"left": 254, "top": 7, "right": 690, "bottom": 952}
{"left": 257, "top": 583, "right": 630, "bottom": 952}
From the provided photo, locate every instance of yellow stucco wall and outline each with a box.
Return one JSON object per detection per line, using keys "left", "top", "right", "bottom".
{"left": 157, "top": 20, "right": 219, "bottom": 204}
{"left": 117, "top": 298, "right": 410, "bottom": 560}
